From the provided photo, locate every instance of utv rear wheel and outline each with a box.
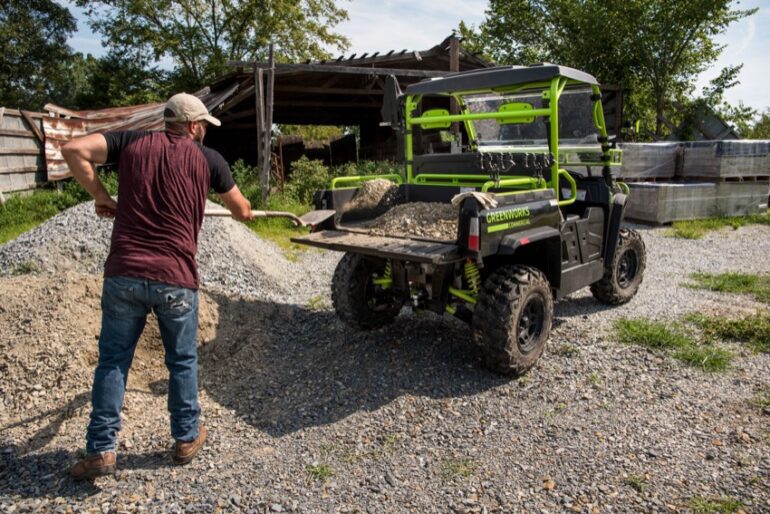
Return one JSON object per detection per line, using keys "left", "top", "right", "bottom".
{"left": 332, "top": 253, "right": 402, "bottom": 329}
{"left": 591, "top": 228, "right": 646, "bottom": 305}
{"left": 472, "top": 265, "right": 553, "bottom": 376}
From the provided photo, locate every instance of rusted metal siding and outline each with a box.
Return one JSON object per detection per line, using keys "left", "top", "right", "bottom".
{"left": 0, "top": 108, "right": 45, "bottom": 193}
{"left": 42, "top": 85, "right": 240, "bottom": 180}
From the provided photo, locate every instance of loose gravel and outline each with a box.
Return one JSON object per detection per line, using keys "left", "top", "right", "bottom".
{"left": 1, "top": 203, "right": 769, "bottom": 513}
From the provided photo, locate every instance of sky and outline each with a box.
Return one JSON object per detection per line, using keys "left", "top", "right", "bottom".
{"left": 66, "top": 0, "right": 769, "bottom": 113}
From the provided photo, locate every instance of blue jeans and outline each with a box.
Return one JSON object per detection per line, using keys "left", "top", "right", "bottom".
{"left": 86, "top": 276, "right": 200, "bottom": 454}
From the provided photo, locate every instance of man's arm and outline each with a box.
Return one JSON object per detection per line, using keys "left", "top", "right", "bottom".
{"left": 218, "top": 185, "right": 253, "bottom": 221}
{"left": 61, "top": 134, "right": 117, "bottom": 217}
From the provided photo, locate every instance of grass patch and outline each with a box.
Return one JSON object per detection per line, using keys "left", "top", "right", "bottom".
{"left": 625, "top": 473, "right": 648, "bottom": 493}
{"left": 749, "top": 386, "right": 770, "bottom": 414}
{"left": 614, "top": 318, "right": 692, "bottom": 350}
{"left": 614, "top": 318, "right": 734, "bottom": 372}
{"left": 305, "top": 463, "right": 334, "bottom": 482}
{"left": 688, "top": 496, "right": 744, "bottom": 514}
{"left": 672, "top": 345, "right": 733, "bottom": 372}
{"left": 686, "top": 312, "right": 770, "bottom": 353}
{"left": 687, "top": 272, "right": 770, "bottom": 304}
{"left": 668, "top": 212, "right": 770, "bottom": 240}
{"left": 440, "top": 458, "right": 477, "bottom": 482}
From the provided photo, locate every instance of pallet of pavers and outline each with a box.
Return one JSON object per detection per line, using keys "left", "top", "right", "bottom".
{"left": 616, "top": 142, "right": 680, "bottom": 180}
{"left": 681, "top": 140, "right": 770, "bottom": 179}
{"left": 625, "top": 181, "right": 768, "bottom": 224}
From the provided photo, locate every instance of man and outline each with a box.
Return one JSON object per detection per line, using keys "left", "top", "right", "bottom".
{"left": 62, "top": 93, "right": 253, "bottom": 480}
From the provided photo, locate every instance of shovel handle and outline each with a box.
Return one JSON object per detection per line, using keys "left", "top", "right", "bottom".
{"left": 204, "top": 209, "right": 303, "bottom": 226}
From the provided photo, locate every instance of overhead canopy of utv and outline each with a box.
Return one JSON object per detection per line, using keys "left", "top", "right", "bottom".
{"left": 405, "top": 64, "right": 599, "bottom": 95}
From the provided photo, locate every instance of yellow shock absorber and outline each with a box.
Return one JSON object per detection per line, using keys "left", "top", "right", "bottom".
{"left": 372, "top": 259, "right": 393, "bottom": 288}
{"left": 384, "top": 259, "right": 392, "bottom": 279}
{"left": 464, "top": 259, "right": 481, "bottom": 295}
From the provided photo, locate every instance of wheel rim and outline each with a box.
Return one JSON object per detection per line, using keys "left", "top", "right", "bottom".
{"left": 617, "top": 249, "right": 638, "bottom": 289}
{"left": 517, "top": 294, "right": 545, "bottom": 353}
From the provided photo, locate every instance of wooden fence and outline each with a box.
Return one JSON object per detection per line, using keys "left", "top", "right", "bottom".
{"left": 0, "top": 108, "right": 46, "bottom": 194}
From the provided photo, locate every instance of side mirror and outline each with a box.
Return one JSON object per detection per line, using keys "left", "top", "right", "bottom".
{"left": 498, "top": 102, "right": 535, "bottom": 124}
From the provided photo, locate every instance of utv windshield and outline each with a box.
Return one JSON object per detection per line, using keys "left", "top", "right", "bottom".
{"left": 462, "top": 86, "right": 600, "bottom": 149}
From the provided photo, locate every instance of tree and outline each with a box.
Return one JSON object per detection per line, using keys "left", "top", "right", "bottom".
{"left": 77, "top": 0, "right": 351, "bottom": 91}
{"left": 465, "top": 0, "right": 756, "bottom": 138}
{"left": 0, "top": 0, "right": 77, "bottom": 110}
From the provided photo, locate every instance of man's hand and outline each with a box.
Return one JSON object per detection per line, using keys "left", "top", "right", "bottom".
{"left": 218, "top": 185, "right": 253, "bottom": 221}
{"left": 95, "top": 195, "right": 118, "bottom": 218}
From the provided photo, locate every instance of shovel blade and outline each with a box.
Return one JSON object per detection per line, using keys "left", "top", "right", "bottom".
{"left": 299, "top": 209, "right": 335, "bottom": 227}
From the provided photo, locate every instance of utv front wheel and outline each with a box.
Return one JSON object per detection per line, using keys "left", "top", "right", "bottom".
{"left": 332, "top": 253, "right": 402, "bottom": 329}
{"left": 590, "top": 228, "right": 646, "bottom": 304}
{"left": 472, "top": 265, "right": 553, "bottom": 376}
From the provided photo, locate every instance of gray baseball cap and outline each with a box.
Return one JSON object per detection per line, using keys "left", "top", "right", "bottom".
{"left": 164, "top": 93, "right": 221, "bottom": 126}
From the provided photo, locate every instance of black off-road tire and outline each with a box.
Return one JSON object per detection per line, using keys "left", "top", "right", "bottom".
{"left": 590, "top": 228, "right": 646, "bottom": 305}
{"left": 472, "top": 265, "right": 553, "bottom": 376}
{"left": 332, "top": 253, "right": 402, "bottom": 330}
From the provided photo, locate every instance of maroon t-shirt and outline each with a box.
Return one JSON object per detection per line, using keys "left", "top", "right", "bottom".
{"left": 102, "top": 131, "right": 235, "bottom": 289}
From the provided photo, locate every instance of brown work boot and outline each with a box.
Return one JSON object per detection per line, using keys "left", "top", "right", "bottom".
{"left": 172, "top": 424, "right": 207, "bottom": 465}
{"left": 70, "top": 451, "right": 116, "bottom": 481}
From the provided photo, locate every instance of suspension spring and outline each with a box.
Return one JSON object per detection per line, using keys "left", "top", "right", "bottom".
{"left": 464, "top": 259, "right": 481, "bottom": 295}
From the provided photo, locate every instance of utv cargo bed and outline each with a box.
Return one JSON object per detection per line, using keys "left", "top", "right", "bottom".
{"left": 293, "top": 230, "right": 464, "bottom": 264}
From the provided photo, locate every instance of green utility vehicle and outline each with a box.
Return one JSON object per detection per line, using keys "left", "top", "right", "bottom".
{"left": 293, "top": 64, "right": 646, "bottom": 375}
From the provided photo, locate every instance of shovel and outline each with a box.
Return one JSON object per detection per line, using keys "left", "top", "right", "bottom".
{"left": 204, "top": 208, "right": 335, "bottom": 228}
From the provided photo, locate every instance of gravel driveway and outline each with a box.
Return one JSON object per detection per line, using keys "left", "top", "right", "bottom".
{"left": 0, "top": 204, "right": 768, "bottom": 513}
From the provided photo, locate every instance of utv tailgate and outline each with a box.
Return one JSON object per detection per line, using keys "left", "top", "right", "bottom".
{"left": 292, "top": 230, "right": 464, "bottom": 264}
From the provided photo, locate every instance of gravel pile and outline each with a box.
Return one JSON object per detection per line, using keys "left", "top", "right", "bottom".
{"left": 360, "top": 202, "right": 459, "bottom": 240}
{"left": 0, "top": 201, "right": 340, "bottom": 305}
{"left": 1, "top": 202, "right": 769, "bottom": 513}
{"left": 341, "top": 179, "right": 401, "bottom": 221}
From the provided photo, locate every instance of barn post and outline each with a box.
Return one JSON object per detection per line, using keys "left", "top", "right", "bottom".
{"left": 261, "top": 43, "right": 275, "bottom": 203}
{"left": 254, "top": 64, "right": 265, "bottom": 192}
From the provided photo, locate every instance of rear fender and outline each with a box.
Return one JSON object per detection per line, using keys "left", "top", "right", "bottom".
{"left": 496, "top": 226, "right": 562, "bottom": 289}
{"left": 603, "top": 193, "right": 627, "bottom": 264}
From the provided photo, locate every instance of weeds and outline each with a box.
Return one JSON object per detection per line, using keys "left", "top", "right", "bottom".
{"left": 614, "top": 319, "right": 691, "bottom": 350}
{"left": 440, "top": 458, "right": 476, "bottom": 482}
{"left": 614, "top": 318, "right": 734, "bottom": 372}
{"left": 306, "top": 463, "right": 334, "bottom": 482}
{"left": 686, "top": 272, "right": 770, "bottom": 304}
{"left": 668, "top": 212, "right": 770, "bottom": 239}
{"left": 672, "top": 345, "right": 733, "bottom": 372}
{"left": 307, "top": 295, "right": 327, "bottom": 311}
{"left": 587, "top": 372, "right": 602, "bottom": 386}
{"left": 688, "top": 496, "right": 744, "bottom": 514}
{"left": 686, "top": 312, "right": 770, "bottom": 353}
{"left": 749, "top": 386, "right": 770, "bottom": 414}
{"left": 625, "top": 473, "right": 648, "bottom": 493}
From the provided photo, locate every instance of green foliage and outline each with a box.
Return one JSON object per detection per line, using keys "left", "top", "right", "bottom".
{"left": 11, "top": 261, "right": 40, "bottom": 276}
{"left": 467, "top": 0, "right": 756, "bottom": 139}
{"left": 625, "top": 474, "right": 648, "bottom": 493}
{"left": 285, "top": 157, "right": 331, "bottom": 205}
{"left": 614, "top": 319, "right": 692, "bottom": 350}
{"left": 749, "top": 385, "right": 770, "bottom": 414}
{"left": 279, "top": 125, "right": 345, "bottom": 142}
{"left": 305, "top": 463, "right": 334, "bottom": 482}
{"left": 688, "top": 496, "right": 744, "bottom": 514}
{"left": 77, "top": 0, "right": 350, "bottom": 90}
{"left": 440, "top": 458, "right": 477, "bottom": 482}
{"left": 686, "top": 272, "right": 770, "bottom": 304}
{"left": 0, "top": 0, "right": 77, "bottom": 110}
{"left": 667, "top": 213, "right": 770, "bottom": 239}
{"left": 614, "top": 318, "right": 734, "bottom": 372}
{"left": 748, "top": 109, "right": 770, "bottom": 139}
{"left": 672, "top": 345, "right": 733, "bottom": 372}
{"left": 0, "top": 190, "right": 79, "bottom": 244}
{"left": 61, "top": 171, "right": 120, "bottom": 204}
{"left": 686, "top": 312, "right": 770, "bottom": 353}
